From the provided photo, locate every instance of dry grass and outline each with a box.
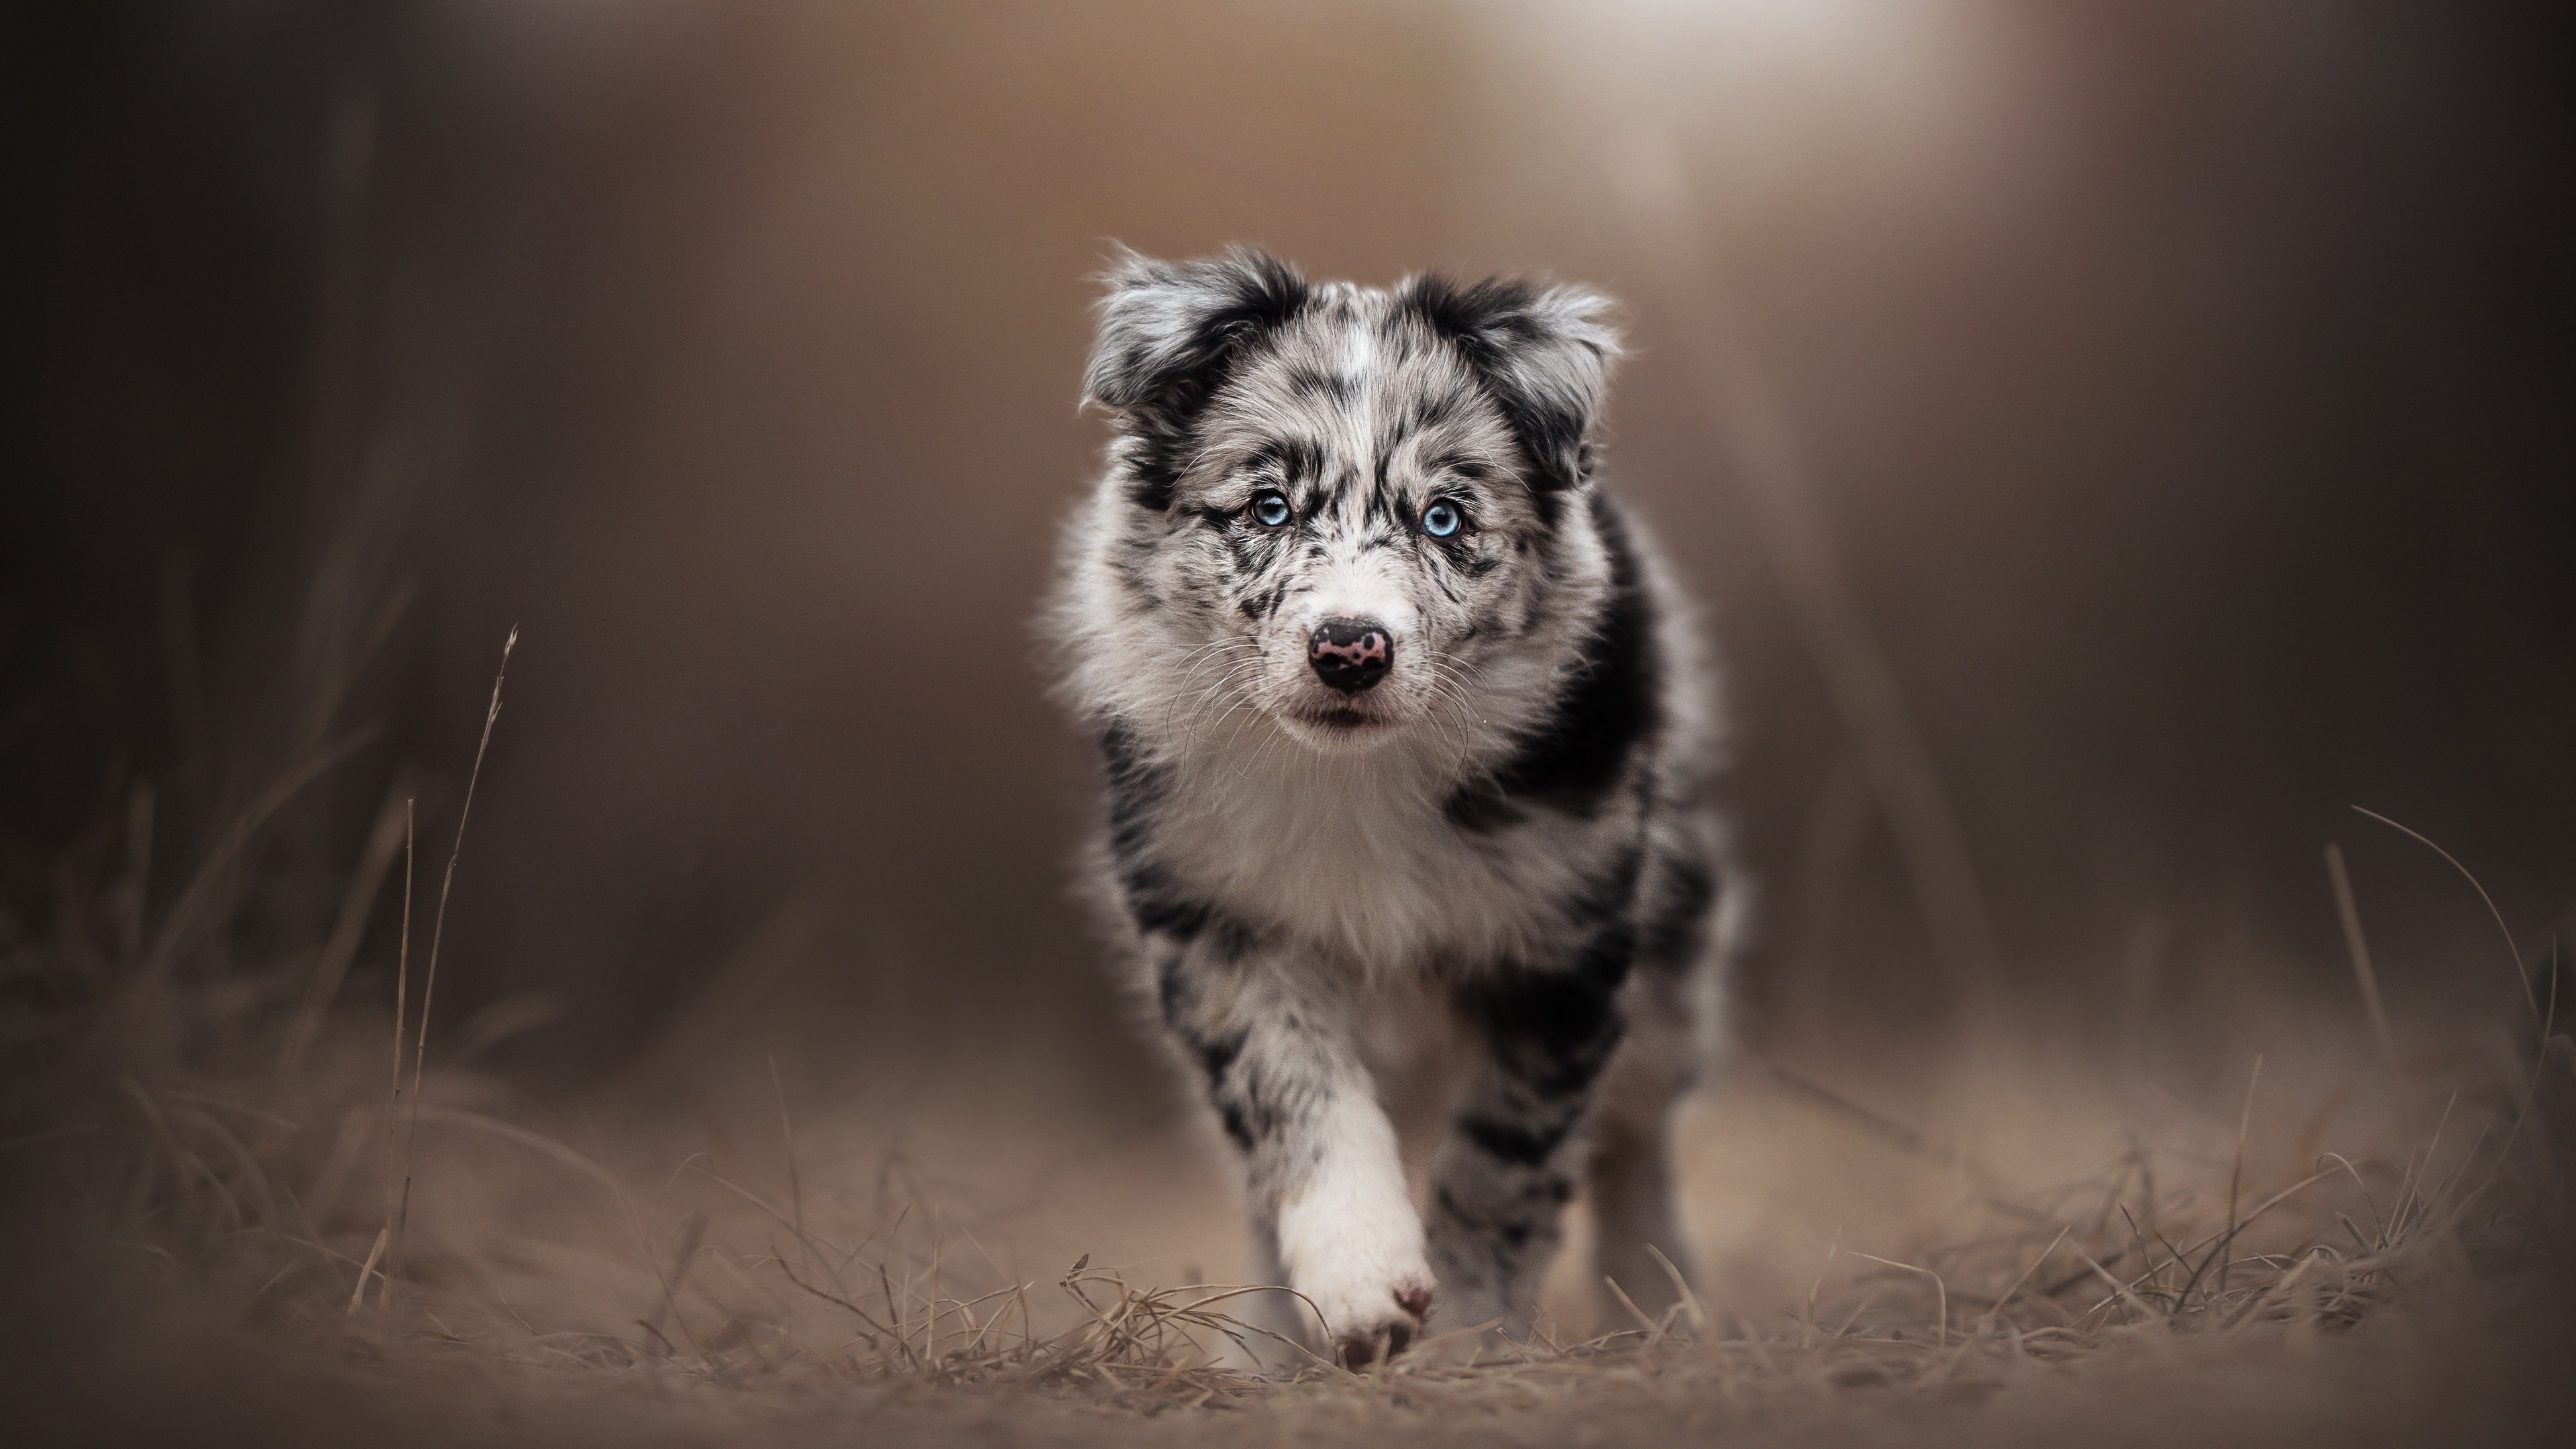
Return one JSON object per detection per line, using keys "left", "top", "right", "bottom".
{"left": 3, "top": 651, "right": 2570, "bottom": 1447}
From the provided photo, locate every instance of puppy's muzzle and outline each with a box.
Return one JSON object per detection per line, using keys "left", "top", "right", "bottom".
{"left": 1307, "top": 617, "right": 1393, "bottom": 694}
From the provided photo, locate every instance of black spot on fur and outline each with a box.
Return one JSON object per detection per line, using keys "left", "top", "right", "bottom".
{"left": 1216, "top": 1101, "right": 1254, "bottom": 1150}
{"left": 1153, "top": 947, "right": 1196, "bottom": 1025}
{"left": 1098, "top": 724, "right": 1161, "bottom": 857}
{"left": 1459, "top": 949, "right": 1629, "bottom": 1104}
{"left": 1399, "top": 273, "right": 1603, "bottom": 494}
{"left": 1426, "top": 451, "right": 1489, "bottom": 483}
{"left": 1285, "top": 366, "right": 1356, "bottom": 405}
{"left": 1452, "top": 848, "right": 1641, "bottom": 1112}
{"left": 1637, "top": 849, "right": 1717, "bottom": 975}
{"left": 1407, "top": 389, "right": 1469, "bottom": 436}
{"left": 1459, "top": 1110, "right": 1576, "bottom": 1167}
{"left": 1446, "top": 495, "right": 1660, "bottom": 829}
{"left": 1224, "top": 1056, "right": 1293, "bottom": 1150}
{"left": 1571, "top": 846, "right": 1647, "bottom": 930}
{"left": 1567, "top": 912, "right": 1640, "bottom": 1001}
{"left": 1444, "top": 788, "right": 1525, "bottom": 833}
{"left": 1241, "top": 435, "right": 1325, "bottom": 486}
{"left": 1238, "top": 579, "right": 1289, "bottom": 621}
{"left": 1089, "top": 250, "right": 1314, "bottom": 512}
{"left": 1154, "top": 957, "right": 1260, "bottom": 1151}
{"left": 1217, "top": 526, "right": 1265, "bottom": 574}
{"left": 1104, "top": 729, "right": 1259, "bottom": 957}
{"left": 1124, "top": 869, "right": 1258, "bottom": 959}
{"left": 1210, "top": 912, "right": 1259, "bottom": 960}
{"left": 1122, "top": 869, "right": 1210, "bottom": 938}
{"left": 1198, "top": 1028, "right": 1246, "bottom": 1087}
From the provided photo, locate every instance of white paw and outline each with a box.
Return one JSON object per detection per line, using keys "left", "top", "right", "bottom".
{"left": 1293, "top": 1253, "right": 1435, "bottom": 1368}
{"left": 1272, "top": 1110, "right": 1436, "bottom": 1366}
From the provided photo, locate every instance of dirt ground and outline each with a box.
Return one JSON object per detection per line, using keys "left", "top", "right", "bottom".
{"left": 8, "top": 963, "right": 2568, "bottom": 1448}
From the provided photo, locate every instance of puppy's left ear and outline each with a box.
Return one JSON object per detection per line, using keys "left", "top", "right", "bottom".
{"left": 1400, "top": 274, "right": 1622, "bottom": 491}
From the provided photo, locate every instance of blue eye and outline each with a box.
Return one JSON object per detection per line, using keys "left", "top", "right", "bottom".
{"left": 1250, "top": 490, "right": 1293, "bottom": 528}
{"left": 1421, "top": 500, "right": 1462, "bottom": 538}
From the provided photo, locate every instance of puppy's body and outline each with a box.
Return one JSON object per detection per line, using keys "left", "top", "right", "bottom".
{"left": 1051, "top": 250, "right": 1733, "bottom": 1364}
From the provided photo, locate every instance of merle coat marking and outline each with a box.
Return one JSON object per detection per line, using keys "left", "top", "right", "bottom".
{"left": 1049, "top": 247, "right": 1736, "bottom": 1367}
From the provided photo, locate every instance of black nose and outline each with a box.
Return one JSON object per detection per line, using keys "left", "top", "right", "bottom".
{"left": 1307, "top": 617, "right": 1393, "bottom": 694}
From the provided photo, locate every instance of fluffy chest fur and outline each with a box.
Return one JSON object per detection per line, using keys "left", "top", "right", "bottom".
{"left": 1141, "top": 718, "right": 1642, "bottom": 971}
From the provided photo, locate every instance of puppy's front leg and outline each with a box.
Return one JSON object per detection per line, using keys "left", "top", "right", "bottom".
{"left": 1148, "top": 932, "right": 1432, "bottom": 1366}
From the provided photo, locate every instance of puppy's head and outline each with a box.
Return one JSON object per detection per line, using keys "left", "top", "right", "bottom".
{"left": 1080, "top": 247, "right": 1621, "bottom": 753}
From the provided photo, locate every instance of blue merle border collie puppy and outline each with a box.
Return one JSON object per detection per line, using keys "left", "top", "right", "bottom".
{"left": 1050, "top": 247, "right": 1737, "bottom": 1368}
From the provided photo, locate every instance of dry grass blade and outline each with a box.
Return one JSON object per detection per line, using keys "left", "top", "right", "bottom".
{"left": 376, "top": 798, "right": 414, "bottom": 1311}
{"left": 1604, "top": 1274, "right": 1663, "bottom": 1346}
{"left": 1984, "top": 1224, "right": 2071, "bottom": 1326}
{"left": 346, "top": 1227, "right": 389, "bottom": 1319}
{"left": 1646, "top": 1243, "right": 1709, "bottom": 1334}
{"left": 2074, "top": 1247, "right": 2161, "bottom": 1326}
{"left": 2326, "top": 843, "right": 2396, "bottom": 1060}
{"left": 2222, "top": 1055, "right": 2262, "bottom": 1297}
{"left": 770, "top": 1053, "right": 812, "bottom": 1275}
{"left": 2352, "top": 806, "right": 2538, "bottom": 1022}
{"left": 1844, "top": 1252, "right": 1947, "bottom": 1350}
{"left": 391, "top": 625, "right": 516, "bottom": 1293}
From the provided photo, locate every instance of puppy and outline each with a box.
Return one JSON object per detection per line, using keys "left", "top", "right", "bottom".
{"left": 1051, "top": 248, "right": 1733, "bottom": 1366}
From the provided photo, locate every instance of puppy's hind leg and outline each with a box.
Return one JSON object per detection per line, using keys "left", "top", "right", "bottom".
{"left": 1587, "top": 966, "right": 1699, "bottom": 1326}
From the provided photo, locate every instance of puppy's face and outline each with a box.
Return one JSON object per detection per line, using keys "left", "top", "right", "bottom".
{"left": 1160, "top": 310, "right": 1552, "bottom": 749}
{"left": 1080, "top": 251, "right": 1619, "bottom": 753}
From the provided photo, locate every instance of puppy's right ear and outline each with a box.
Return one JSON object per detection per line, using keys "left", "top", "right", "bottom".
{"left": 1082, "top": 245, "right": 1311, "bottom": 419}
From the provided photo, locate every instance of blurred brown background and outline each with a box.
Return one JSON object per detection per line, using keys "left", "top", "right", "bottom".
{"left": 5, "top": 0, "right": 2570, "bottom": 1112}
